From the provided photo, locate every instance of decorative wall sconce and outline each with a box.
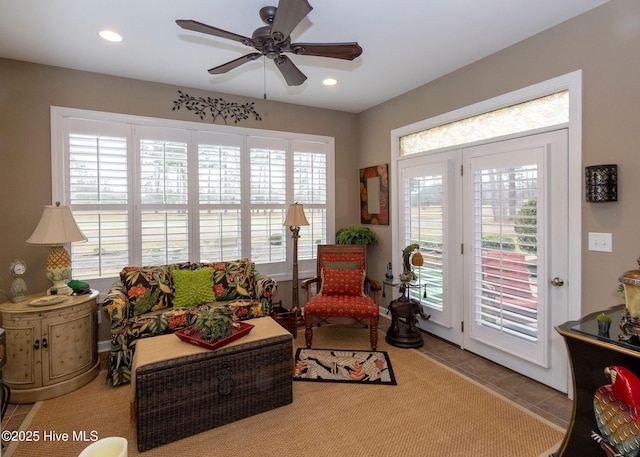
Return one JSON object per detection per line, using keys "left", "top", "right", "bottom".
{"left": 585, "top": 164, "right": 617, "bottom": 202}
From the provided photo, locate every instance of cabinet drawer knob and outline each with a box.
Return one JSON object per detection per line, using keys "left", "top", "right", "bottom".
{"left": 34, "top": 339, "right": 40, "bottom": 350}
{"left": 42, "top": 338, "right": 48, "bottom": 349}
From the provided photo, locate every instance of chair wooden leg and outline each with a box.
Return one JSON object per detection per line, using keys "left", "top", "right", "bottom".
{"left": 305, "top": 313, "right": 313, "bottom": 348}
{"left": 369, "top": 316, "right": 379, "bottom": 350}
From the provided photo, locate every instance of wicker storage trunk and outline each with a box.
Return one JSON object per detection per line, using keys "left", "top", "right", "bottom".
{"left": 134, "top": 323, "right": 293, "bottom": 451}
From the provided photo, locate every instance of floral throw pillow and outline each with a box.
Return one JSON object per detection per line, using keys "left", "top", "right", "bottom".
{"left": 172, "top": 267, "right": 216, "bottom": 308}
{"left": 201, "top": 260, "right": 255, "bottom": 301}
{"left": 121, "top": 265, "right": 173, "bottom": 316}
{"left": 319, "top": 268, "right": 365, "bottom": 297}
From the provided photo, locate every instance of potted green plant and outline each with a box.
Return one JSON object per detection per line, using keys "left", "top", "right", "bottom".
{"left": 190, "top": 306, "right": 235, "bottom": 343}
{"left": 335, "top": 225, "right": 379, "bottom": 245}
{"left": 597, "top": 313, "right": 612, "bottom": 336}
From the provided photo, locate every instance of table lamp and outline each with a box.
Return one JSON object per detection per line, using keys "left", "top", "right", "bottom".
{"left": 283, "top": 203, "right": 309, "bottom": 326}
{"left": 26, "top": 202, "right": 87, "bottom": 295}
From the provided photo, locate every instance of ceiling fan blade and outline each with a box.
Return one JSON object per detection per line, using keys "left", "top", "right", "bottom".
{"left": 273, "top": 55, "right": 307, "bottom": 86}
{"left": 290, "top": 42, "right": 363, "bottom": 60}
{"left": 270, "top": 0, "right": 313, "bottom": 43}
{"left": 208, "top": 53, "right": 261, "bottom": 75}
{"left": 176, "top": 19, "right": 252, "bottom": 45}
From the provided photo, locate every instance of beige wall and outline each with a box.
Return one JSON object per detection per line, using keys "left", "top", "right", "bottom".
{"left": 0, "top": 59, "right": 358, "bottom": 341}
{"left": 358, "top": 0, "right": 640, "bottom": 316}
{"left": 0, "top": 0, "right": 637, "bottom": 343}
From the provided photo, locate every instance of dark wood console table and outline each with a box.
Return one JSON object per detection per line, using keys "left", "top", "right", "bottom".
{"left": 554, "top": 304, "right": 640, "bottom": 456}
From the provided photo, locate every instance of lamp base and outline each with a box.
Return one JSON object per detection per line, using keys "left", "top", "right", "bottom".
{"left": 45, "top": 245, "right": 73, "bottom": 295}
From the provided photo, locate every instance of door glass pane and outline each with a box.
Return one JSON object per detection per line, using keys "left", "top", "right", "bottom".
{"left": 473, "top": 165, "right": 538, "bottom": 342}
{"left": 403, "top": 172, "right": 445, "bottom": 311}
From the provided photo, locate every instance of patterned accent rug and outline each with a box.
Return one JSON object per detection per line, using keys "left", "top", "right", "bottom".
{"left": 293, "top": 348, "right": 396, "bottom": 385}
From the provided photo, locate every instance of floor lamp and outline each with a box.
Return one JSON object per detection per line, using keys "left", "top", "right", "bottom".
{"left": 283, "top": 203, "right": 309, "bottom": 326}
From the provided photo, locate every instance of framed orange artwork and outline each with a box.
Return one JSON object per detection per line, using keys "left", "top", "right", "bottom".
{"left": 360, "top": 164, "right": 389, "bottom": 225}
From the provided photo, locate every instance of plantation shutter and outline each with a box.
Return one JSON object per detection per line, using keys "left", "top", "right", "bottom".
{"left": 67, "top": 119, "right": 130, "bottom": 279}
{"left": 471, "top": 162, "right": 539, "bottom": 342}
{"left": 248, "top": 137, "right": 287, "bottom": 265}
{"left": 402, "top": 170, "right": 446, "bottom": 311}
{"left": 197, "top": 132, "right": 243, "bottom": 261}
{"left": 293, "top": 141, "right": 328, "bottom": 261}
{"left": 138, "top": 127, "right": 190, "bottom": 265}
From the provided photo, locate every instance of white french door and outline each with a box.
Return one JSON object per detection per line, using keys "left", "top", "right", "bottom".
{"left": 397, "top": 150, "right": 463, "bottom": 345}
{"left": 397, "top": 130, "right": 569, "bottom": 392}
{"left": 463, "top": 130, "right": 568, "bottom": 392}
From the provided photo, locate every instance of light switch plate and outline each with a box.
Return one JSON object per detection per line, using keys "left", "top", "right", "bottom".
{"left": 588, "top": 232, "right": 612, "bottom": 252}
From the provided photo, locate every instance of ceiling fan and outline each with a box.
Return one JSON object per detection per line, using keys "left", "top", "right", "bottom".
{"left": 176, "top": 0, "right": 362, "bottom": 86}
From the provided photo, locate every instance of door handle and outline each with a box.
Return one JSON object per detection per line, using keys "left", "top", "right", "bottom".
{"left": 551, "top": 277, "right": 565, "bottom": 287}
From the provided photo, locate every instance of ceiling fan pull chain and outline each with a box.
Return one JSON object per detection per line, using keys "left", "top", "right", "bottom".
{"left": 263, "top": 56, "right": 267, "bottom": 100}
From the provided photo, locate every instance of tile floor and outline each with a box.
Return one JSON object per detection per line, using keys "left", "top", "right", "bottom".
{"left": 0, "top": 319, "right": 572, "bottom": 442}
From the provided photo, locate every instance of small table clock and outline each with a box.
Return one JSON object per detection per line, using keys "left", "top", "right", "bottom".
{"left": 8, "top": 260, "right": 28, "bottom": 303}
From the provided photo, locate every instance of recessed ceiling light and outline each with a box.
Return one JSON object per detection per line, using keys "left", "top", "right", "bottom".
{"left": 99, "top": 30, "right": 123, "bottom": 43}
{"left": 323, "top": 78, "right": 338, "bottom": 86}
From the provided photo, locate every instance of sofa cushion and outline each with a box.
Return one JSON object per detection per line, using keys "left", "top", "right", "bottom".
{"left": 121, "top": 265, "right": 173, "bottom": 316}
{"left": 226, "top": 299, "right": 268, "bottom": 320}
{"left": 172, "top": 267, "right": 216, "bottom": 307}
{"left": 199, "top": 260, "right": 256, "bottom": 301}
{"left": 319, "top": 268, "right": 365, "bottom": 297}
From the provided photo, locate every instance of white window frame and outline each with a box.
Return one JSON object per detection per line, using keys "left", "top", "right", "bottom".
{"left": 51, "top": 106, "right": 335, "bottom": 292}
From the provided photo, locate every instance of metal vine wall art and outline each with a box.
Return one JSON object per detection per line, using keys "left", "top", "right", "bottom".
{"left": 172, "top": 90, "right": 262, "bottom": 124}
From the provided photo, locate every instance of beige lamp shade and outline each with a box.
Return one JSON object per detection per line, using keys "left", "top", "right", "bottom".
{"left": 26, "top": 202, "right": 86, "bottom": 294}
{"left": 283, "top": 203, "right": 309, "bottom": 227}
{"left": 26, "top": 203, "right": 87, "bottom": 245}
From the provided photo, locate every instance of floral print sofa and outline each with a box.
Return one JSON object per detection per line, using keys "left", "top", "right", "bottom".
{"left": 103, "top": 259, "right": 277, "bottom": 386}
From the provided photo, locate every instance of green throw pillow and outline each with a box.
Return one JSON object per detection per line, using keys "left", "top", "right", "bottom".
{"left": 172, "top": 267, "right": 216, "bottom": 308}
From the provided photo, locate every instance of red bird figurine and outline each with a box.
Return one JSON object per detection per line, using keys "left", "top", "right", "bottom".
{"left": 593, "top": 365, "right": 640, "bottom": 457}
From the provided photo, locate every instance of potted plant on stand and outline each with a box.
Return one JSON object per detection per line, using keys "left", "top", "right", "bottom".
{"left": 335, "top": 225, "right": 379, "bottom": 245}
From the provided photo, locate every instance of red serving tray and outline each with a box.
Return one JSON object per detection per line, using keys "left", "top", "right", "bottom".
{"left": 175, "top": 321, "right": 254, "bottom": 350}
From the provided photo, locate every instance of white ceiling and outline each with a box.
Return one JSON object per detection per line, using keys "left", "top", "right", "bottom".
{"left": 0, "top": 0, "right": 608, "bottom": 113}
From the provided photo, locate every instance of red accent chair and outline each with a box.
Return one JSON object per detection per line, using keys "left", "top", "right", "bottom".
{"left": 301, "top": 244, "right": 381, "bottom": 350}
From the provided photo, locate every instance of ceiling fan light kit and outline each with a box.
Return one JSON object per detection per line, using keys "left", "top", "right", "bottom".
{"left": 176, "top": 0, "right": 362, "bottom": 87}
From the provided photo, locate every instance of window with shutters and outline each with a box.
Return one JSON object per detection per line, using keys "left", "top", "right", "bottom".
{"left": 51, "top": 107, "right": 334, "bottom": 284}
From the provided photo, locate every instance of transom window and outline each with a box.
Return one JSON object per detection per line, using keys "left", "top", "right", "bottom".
{"left": 51, "top": 107, "right": 334, "bottom": 283}
{"left": 399, "top": 91, "right": 568, "bottom": 156}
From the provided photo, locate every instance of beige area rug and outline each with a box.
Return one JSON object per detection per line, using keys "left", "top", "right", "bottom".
{"left": 7, "top": 325, "right": 564, "bottom": 457}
